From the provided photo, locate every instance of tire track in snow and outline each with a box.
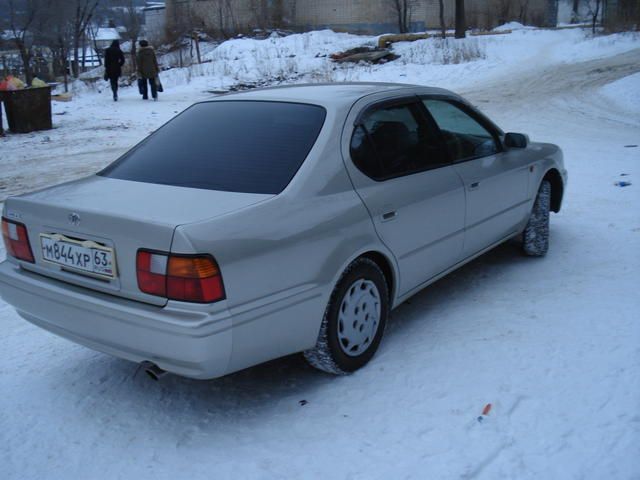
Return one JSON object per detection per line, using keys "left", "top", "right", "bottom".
{"left": 461, "top": 48, "right": 640, "bottom": 129}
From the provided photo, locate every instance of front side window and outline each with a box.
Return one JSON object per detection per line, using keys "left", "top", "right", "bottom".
{"left": 350, "top": 102, "right": 449, "bottom": 180}
{"left": 423, "top": 99, "right": 499, "bottom": 162}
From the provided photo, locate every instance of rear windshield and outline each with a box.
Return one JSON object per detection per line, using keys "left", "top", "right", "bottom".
{"left": 99, "top": 101, "right": 327, "bottom": 194}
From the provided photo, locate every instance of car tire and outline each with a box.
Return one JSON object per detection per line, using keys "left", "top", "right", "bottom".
{"left": 522, "top": 180, "right": 551, "bottom": 256}
{"left": 304, "top": 257, "right": 389, "bottom": 375}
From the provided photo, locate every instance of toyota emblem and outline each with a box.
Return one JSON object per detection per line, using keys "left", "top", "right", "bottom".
{"left": 68, "top": 213, "right": 81, "bottom": 226}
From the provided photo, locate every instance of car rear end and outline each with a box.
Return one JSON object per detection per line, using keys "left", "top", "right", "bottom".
{"left": 0, "top": 98, "right": 328, "bottom": 379}
{"left": 0, "top": 177, "right": 270, "bottom": 378}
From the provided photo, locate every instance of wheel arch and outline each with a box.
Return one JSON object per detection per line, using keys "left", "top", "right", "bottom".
{"left": 543, "top": 168, "right": 564, "bottom": 213}
{"left": 358, "top": 250, "right": 397, "bottom": 307}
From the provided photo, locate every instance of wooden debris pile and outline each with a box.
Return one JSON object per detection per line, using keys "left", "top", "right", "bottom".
{"left": 330, "top": 47, "right": 398, "bottom": 64}
{"left": 377, "top": 33, "right": 431, "bottom": 48}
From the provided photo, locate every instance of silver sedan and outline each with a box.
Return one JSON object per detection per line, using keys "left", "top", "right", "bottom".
{"left": 0, "top": 83, "right": 567, "bottom": 379}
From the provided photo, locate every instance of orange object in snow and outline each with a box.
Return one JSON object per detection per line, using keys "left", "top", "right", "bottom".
{"left": 482, "top": 403, "right": 492, "bottom": 416}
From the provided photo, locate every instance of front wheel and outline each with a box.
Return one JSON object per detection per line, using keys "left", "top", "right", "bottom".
{"left": 522, "top": 180, "right": 551, "bottom": 256}
{"left": 304, "top": 258, "right": 389, "bottom": 375}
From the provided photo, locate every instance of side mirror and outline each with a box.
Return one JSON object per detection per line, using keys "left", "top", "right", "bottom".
{"left": 504, "top": 132, "right": 529, "bottom": 149}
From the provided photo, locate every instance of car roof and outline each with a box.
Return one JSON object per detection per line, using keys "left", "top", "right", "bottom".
{"left": 206, "top": 82, "right": 456, "bottom": 108}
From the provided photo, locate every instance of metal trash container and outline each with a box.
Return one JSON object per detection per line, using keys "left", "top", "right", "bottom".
{"left": 1, "top": 86, "right": 52, "bottom": 134}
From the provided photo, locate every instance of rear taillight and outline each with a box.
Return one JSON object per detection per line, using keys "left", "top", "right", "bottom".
{"left": 136, "top": 250, "right": 225, "bottom": 303}
{"left": 1, "top": 217, "right": 35, "bottom": 263}
{"left": 136, "top": 251, "right": 168, "bottom": 297}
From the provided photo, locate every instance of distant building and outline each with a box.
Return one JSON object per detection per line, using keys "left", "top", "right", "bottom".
{"left": 92, "top": 27, "right": 122, "bottom": 50}
{"left": 144, "top": 2, "right": 167, "bottom": 45}
{"left": 166, "top": 0, "right": 558, "bottom": 37}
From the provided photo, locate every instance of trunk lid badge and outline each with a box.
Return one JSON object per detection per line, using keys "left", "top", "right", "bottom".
{"left": 68, "top": 213, "right": 81, "bottom": 226}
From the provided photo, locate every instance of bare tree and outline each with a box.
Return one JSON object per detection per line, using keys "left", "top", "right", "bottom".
{"left": 455, "top": 0, "right": 466, "bottom": 38}
{"left": 543, "top": 0, "right": 559, "bottom": 27}
{"left": 585, "top": 0, "right": 602, "bottom": 33}
{"left": 438, "top": 0, "right": 446, "bottom": 38}
{"left": 166, "top": 0, "right": 202, "bottom": 67}
{"left": 248, "top": 0, "right": 286, "bottom": 30}
{"left": 222, "top": 0, "right": 239, "bottom": 37}
{"left": 390, "top": 0, "right": 415, "bottom": 33}
{"left": 571, "top": 0, "right": 581, "bottom": 23}
{"left": 5, "top": 0, "right": 48, "bottom": 84}
{"left": 119, "top": 0, "right": 142, "bottom": 73}
{"left": 215, "top": 1, "right": 226, "bottom": 38}
{"left": 86, "top": 22, "right": 102, "bottom": 66}
{"left": 250, "top": 0, "right": 269, "bottom": 31}
{"left": 71, "top": 0, "right": 100, "bottom": 78}
{"left": 43, "top": 0, "right": 74, "bottom": 91}
{"left": 270, "top": 0, "right": 286, "bottom": 29}
{"left": 190, "top": 31, "right": 202, "bottom": 65}
{"left": 496, "top": 0, "right": 511, "bottom": 26}
{"left": 518, "top": 0, "right": 531, "bottom": 24}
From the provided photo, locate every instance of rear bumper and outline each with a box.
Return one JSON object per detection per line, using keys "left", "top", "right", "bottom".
{"left": 0, "top": 260, "right": 326, "bottom": 379}
{"left": 0, "top": 260, "right": 234, "bottom": 379}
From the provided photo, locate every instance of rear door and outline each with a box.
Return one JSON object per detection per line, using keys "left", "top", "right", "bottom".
{"left": 421, "top": 97, "right": 530, "bottom": 257}
{"left": 343, "top": 97, "right": 466, "bottom": 297}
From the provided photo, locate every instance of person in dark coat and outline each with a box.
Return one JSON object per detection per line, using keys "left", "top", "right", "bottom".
{"left": 136, "top": 40, "right": 160, "bottom": 101}
{"left": 104, "top": 40, "right": 125, "bottom": 101}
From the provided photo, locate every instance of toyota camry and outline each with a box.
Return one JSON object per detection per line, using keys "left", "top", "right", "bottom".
{"left": 0, "top": 83, "right": 567, "bottom": 379}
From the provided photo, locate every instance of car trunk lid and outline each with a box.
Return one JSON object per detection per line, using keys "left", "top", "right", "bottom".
{"left": 4, "top": 175, "right": 272, "bottom": 306}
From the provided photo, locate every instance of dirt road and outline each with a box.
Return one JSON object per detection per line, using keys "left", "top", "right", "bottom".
{"left": 463, "top": 48, "right": 640, "bottom": 129}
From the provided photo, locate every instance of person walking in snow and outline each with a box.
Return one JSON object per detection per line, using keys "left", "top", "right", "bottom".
{"left": 104, "top": 40, "right": 125, "bottom": 101}
{"left": 136, "top": 40, "right": 160, "bottom": 101}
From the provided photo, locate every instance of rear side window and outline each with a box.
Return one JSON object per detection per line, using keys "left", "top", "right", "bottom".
{"left": 350, "top": 102, "right": 449, "bottom": 180}
{"left": 100, "top": 101, "right": 326, "bottom": 194}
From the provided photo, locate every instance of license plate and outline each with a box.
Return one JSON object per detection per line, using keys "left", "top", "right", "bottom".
{"left": 40, "top": 234, "right": 117, "bottom": 279}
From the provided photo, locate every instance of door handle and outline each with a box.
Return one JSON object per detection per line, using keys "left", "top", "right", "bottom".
{"left": 381, "top": 211, "right": 397, "bottom": 221}
{"left": 469, "top": 181, "right": 480, "bottom": 191}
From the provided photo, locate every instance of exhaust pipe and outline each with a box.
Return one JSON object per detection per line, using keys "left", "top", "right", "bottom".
{"left": 140, "top": 361, "right": 167, "bottom": 381}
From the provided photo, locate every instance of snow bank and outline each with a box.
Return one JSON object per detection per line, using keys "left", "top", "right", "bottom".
{"left": 493, "top": 21, "right": 531, "bottom": 32}
{"left": 150, "top": 28, "right": 639, "bottom": 94}
{"left": 156, "top": 30, "right": 377, "bottom": 90}
{"left": 391, "top": 37, "right": 486, "bottom": 65}
{"left": 601, "top": 72, "right": 640, "bottom": 114}
{"left": 552, "top": 31, "right": 640, "bottom": 63}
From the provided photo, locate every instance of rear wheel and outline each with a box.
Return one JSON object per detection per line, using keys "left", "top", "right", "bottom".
{"left": 522, "top": 180, "right": 551, "bottom": 256}
{"left": 304, "top": 258, "right": 389, "bottom": 375}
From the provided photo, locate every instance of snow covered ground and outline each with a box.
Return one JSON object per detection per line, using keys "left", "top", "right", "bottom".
{"left": 602, "top": 71, "right": 640, "bottom": 115}
{"left": 1, "top": 28, "right": 639, "bottom": 480}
